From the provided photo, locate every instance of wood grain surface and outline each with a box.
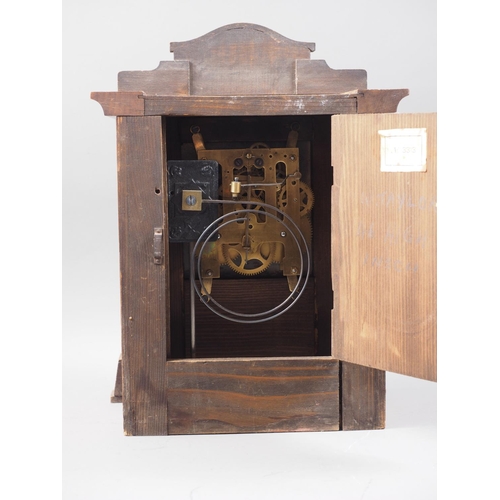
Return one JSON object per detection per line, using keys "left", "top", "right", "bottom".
{"left": 357, "top": 89, "right": 409, "bottom": 114}
{"left": 341, "top": 362, "right": 385, "bottom": 430}
{"left": 143, "top": 94, "right": 357, "bottom": 116}
{"left": 331, "top": 113, "right": 437, "bottom": 381}
{"left": 170, "top": 23, "right": 314, "bottom": 96}
{"left": 91, "top": 91, "right": 144, "bottom": 116}
{"left": 110, "top": 356, "right": 123, "bottom": 403}
{"left": 297, "top": 60, "right": 367, "bottom": 94}
{"left": 166, "top": 357, "right": 339, "bottom": 434}
{"left": 119, "top": 61, "right": 190, "bottom": 95}
{"left": 185, "top": 279, "right": 315, "bottom": 358}
{"left": 117, "top": 116, "right": 170, "bottom": 435}
{"left": 311, "top": 116, "right": 334, "bottom": 356}
{"left": 93, "top": 25, "right": 430, "bottom": 436}
{"left": 91, "top": 91, "right": 409, "bottom": 117}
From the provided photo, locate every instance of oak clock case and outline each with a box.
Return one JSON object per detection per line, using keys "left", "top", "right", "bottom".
{"left": 92, "top": 23, "right": 437, "bottom": 436}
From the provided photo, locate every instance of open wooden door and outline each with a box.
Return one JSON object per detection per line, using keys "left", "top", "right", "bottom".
{"left": 332, "top": 113, "right": 436, "bottom": 381}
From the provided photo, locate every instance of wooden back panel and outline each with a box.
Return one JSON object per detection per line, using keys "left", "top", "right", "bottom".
{"left": 116, "top": 24, "right": 369, "bottom": 99}
{"left": 332, "top": 113, "right": 436, "bottom": 381}
{"left": 171, "top": 23, "right": 312, "bottom": 96}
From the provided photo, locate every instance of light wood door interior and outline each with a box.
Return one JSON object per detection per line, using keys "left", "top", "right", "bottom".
{"left": 332, "top": 113, "right": 436, "bottom": 381}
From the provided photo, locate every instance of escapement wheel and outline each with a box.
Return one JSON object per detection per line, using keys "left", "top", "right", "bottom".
{"left": 277, "top": 181, "right": 314, "bottom": 216}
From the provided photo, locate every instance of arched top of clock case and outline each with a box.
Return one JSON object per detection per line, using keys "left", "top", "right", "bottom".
{"left": 118, "top": 23, "right": 367, "bottom": 96}
{"left": 170, "top": 23, "right": 316, "bottom": 58}
{"left": 92, "top": 23, "right": 408, "bottom": 116}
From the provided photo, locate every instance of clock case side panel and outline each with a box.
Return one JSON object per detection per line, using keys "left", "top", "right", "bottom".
{"left": 116, "top": 116, "right": 170, "bottom": 435}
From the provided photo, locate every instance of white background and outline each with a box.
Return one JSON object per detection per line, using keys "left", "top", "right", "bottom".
{"left": 64, "top": 2, "right": 438, "bottom": 496}
{"left": 64, "top": 1, "right": 433, "bottom": 499}
{"left": 3, "top": 0, "right": 498, "bottom": 499}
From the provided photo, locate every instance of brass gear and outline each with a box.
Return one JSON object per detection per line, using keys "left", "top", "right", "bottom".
{"left": 277, "top": 181, "right": 314, "bottom": 216}
{"left": 233, "top": 192, "right": 265, "bottom": 210}
{"left": 228, "top": 194, "right": 267, "bottom": 225}
{"left": 223, "top": 240, "right": 275, "bottom": 276}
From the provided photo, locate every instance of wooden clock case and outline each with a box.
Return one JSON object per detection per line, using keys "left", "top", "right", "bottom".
{"left": 92, "top": 23, "right": 436, "bottom": 436}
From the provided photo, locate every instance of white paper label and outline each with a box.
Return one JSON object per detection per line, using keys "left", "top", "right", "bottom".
{"left": 379, "top": 128, "right": 427, "bottom": 172}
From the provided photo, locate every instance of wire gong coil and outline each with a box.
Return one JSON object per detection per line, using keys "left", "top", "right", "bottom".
{"left": 191, "top": 201, "right": 311, "bottom": 324}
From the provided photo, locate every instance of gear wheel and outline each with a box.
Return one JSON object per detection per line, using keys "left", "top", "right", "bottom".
{"left": 277, "top": 181, "right": 314, "bottom": 216}
{"left": 223, "top": 240, "right": 276, "bottom": 276}
{"left": 229, "top": 194, "right": 267, "bottom": 223}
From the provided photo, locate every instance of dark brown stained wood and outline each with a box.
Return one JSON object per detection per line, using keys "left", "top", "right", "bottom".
{"left": 91, "top": 91, "right": 144, "bottom": 116}
{"left": 331, "top": 113, "right": 437, "bottom": 381}
{"left": 311, "top": 116, "right": 333, "bottom": 356}
{"left": 117, "top": 116, "right": 169, "bottom": 435}
{"left": 166, "top": 357, "right": 339, "bottom": 434}
{"left": 110, "top": 356, "right": 123, "bottom": 403}
{"left": 170, "top": 23, "right": 314, "bottom": 96}
{"left": 175, "top": 115, "right": 315, "bottom": 144}
{"left": 357, "top": 89, "right": 409, "bottom": 113}
{"left": 164, "top": 119, "right": 185, "bottom": 359}
{"left": 118, "top": 61, "right": 190, "bottom": 95}
{"left": 90, "top": 90, "right": 409, "bottom": 118}
{"left": 168, "top": 243, "right": 185, "bottom": 358}
{"left": 185, "top": 279, "right": 315, "bottom": 358}
{"left": 297, "top": 60, "right": 367, "bottom": 94}
{"left": 340, "top": 362, "right": 385, "bottom": 430}
{"left": 144, "top": 94, "right": 357, "bottom": 116}
{"left": 91, "top": 24, "right": 428, "bottom": 436}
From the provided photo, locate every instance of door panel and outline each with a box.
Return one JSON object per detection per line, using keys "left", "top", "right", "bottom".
{"left": 331, "top": 113, "right": 436, "bottom": 381}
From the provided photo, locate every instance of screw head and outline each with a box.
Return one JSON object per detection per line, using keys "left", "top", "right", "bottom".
{"left": 280, "top": 231, "right": 286, "bottom": 237}
{"left": 170, "top": 225, "right": 184, "bottom": 237}
{"left": 185, "top": 195, "right": 197, "bottom": 206}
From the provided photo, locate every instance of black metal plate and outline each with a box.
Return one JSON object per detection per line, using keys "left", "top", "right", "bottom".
{"left": 167, "top": 160, "right": 219, "bottom": 242}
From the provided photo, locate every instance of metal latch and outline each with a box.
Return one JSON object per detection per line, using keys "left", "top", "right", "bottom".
{"left": 153, "top": 228, "right": 163, "bottom": 265}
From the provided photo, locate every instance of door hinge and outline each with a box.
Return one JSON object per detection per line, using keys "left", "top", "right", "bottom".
{"left": 153, "top": 228, "right": 163, "bottom": 265}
